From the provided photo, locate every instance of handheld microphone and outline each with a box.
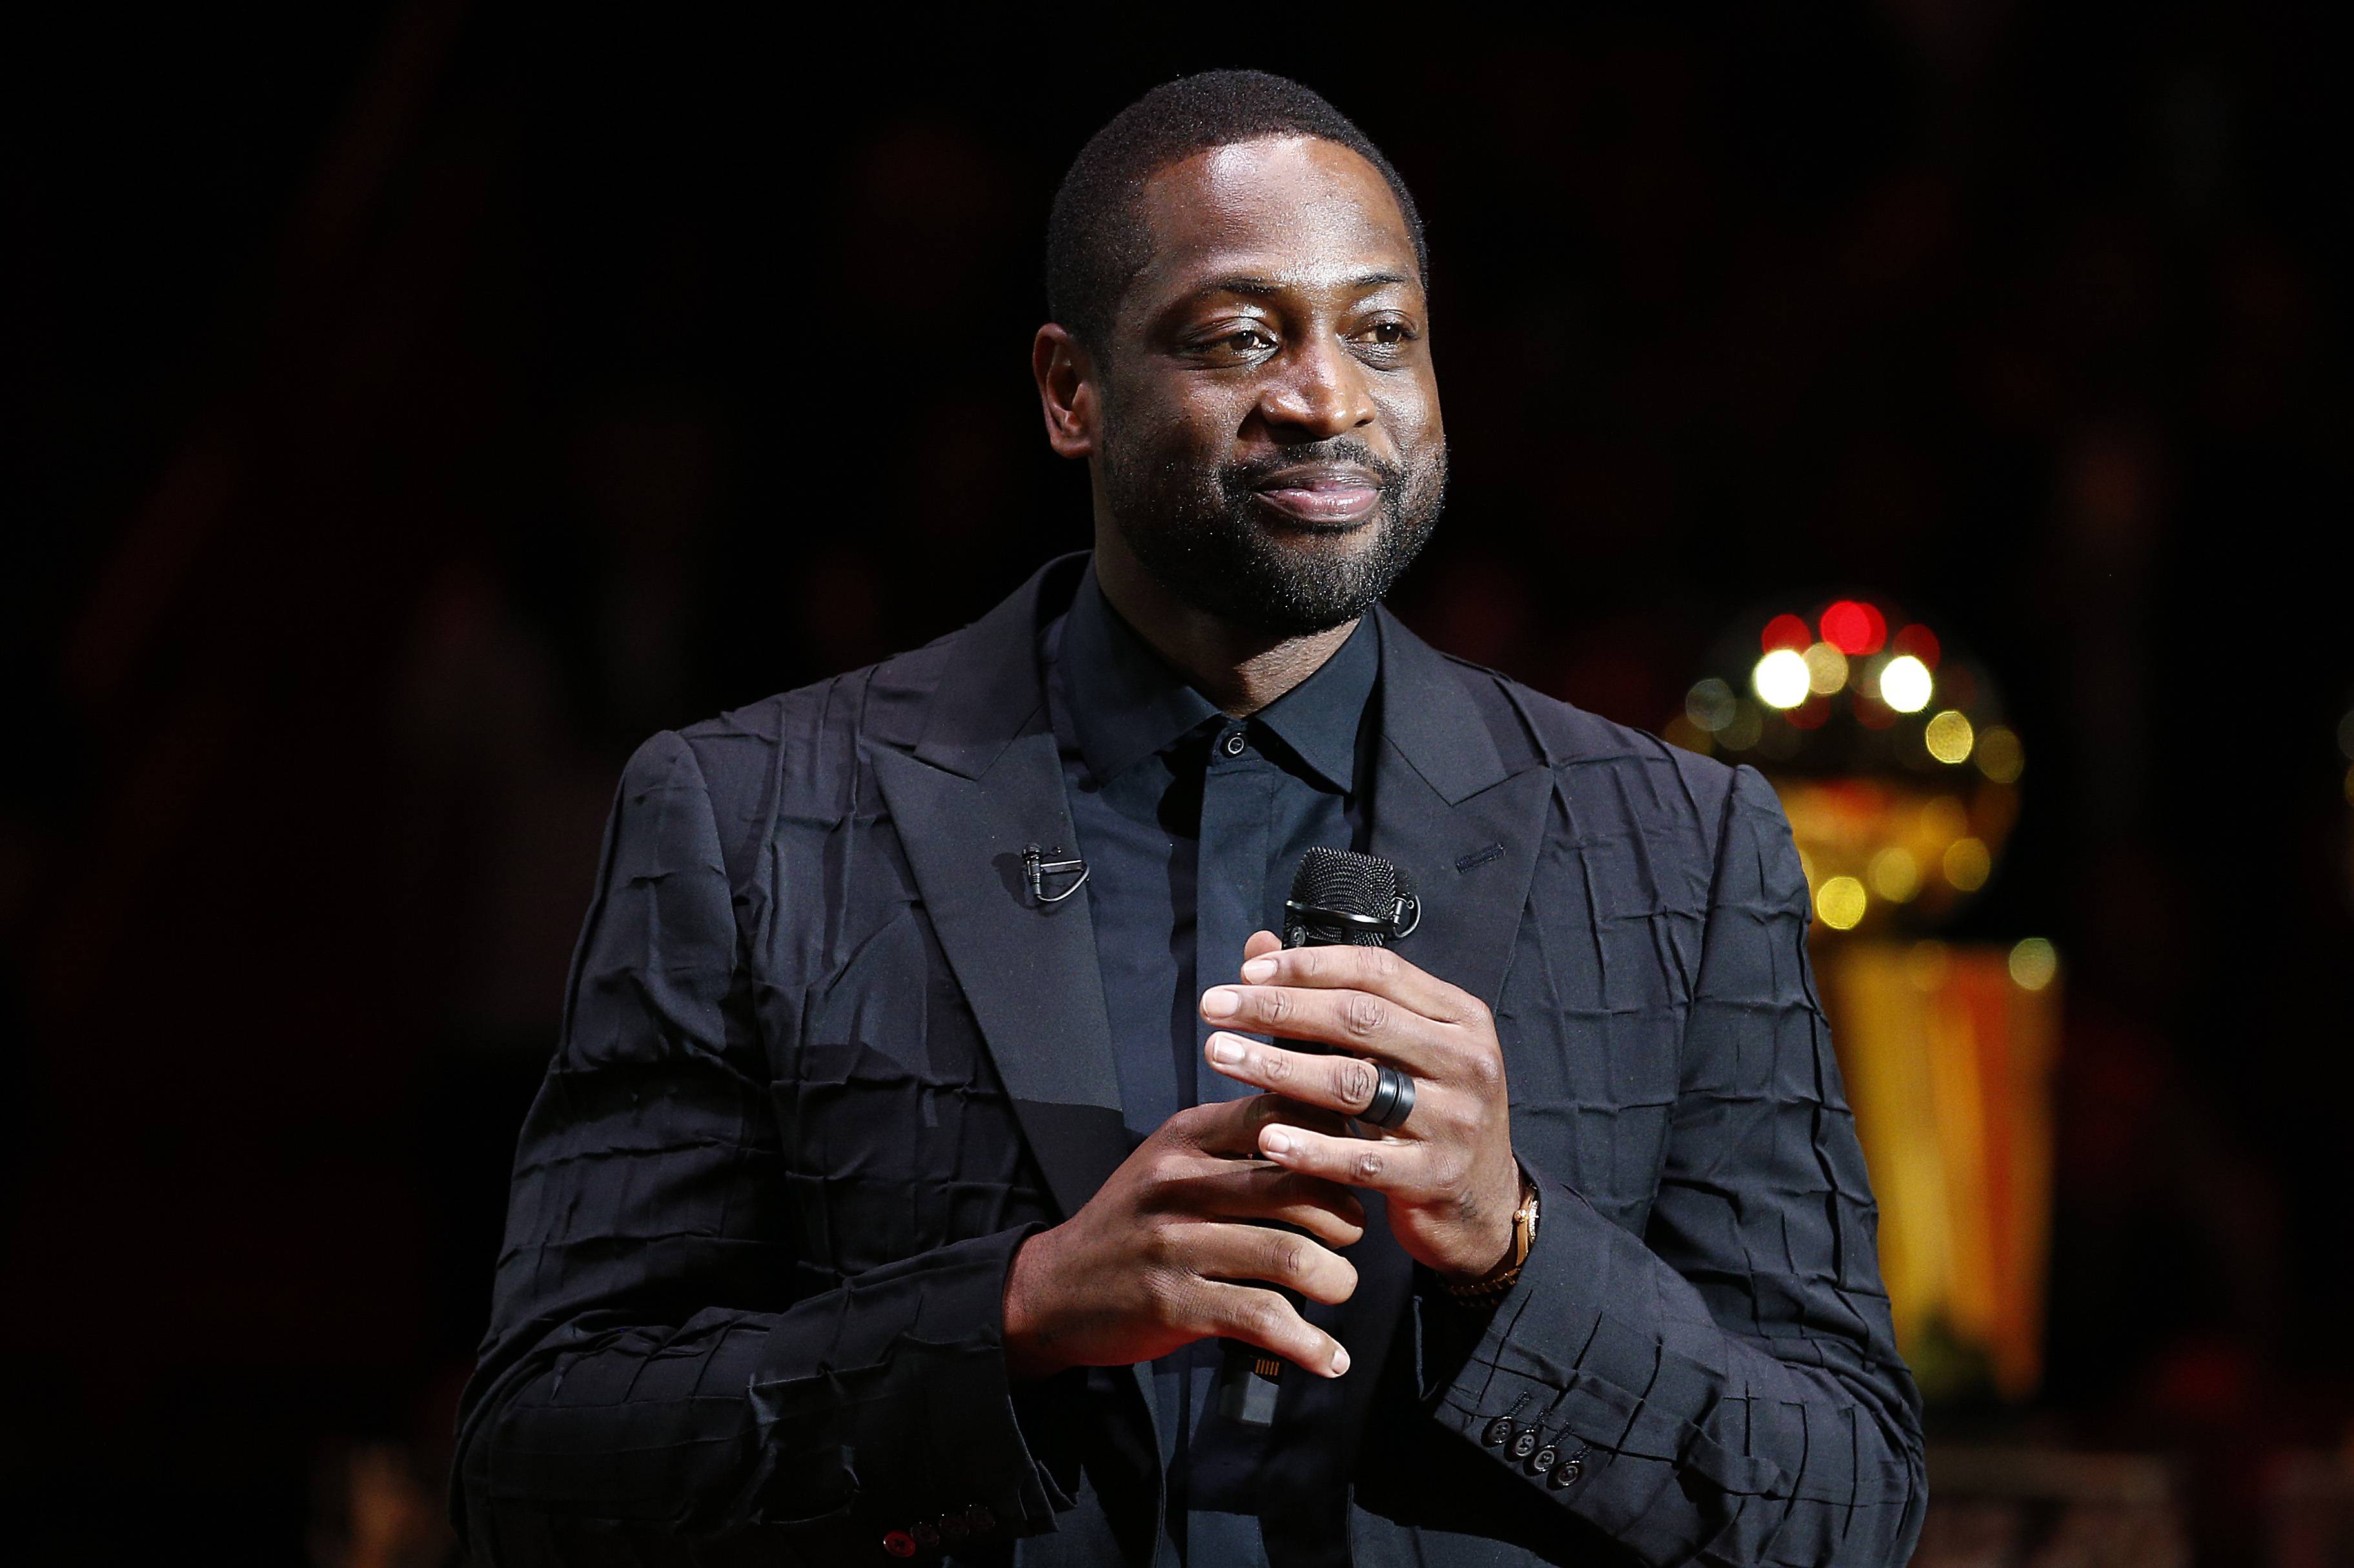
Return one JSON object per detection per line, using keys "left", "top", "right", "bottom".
{"left": 1217, "top": 847, "right": 1417, "bottom": 1427}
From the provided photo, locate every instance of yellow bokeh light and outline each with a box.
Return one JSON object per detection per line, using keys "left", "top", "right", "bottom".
{"left": 1686, "top": 678, "right": 1738, "bottom": 732}
{"left": 1803, "top": 641, "right": 1850, "bottom": 695}
{"left": 2007, "top": 937, "right": 2058, "bottom": 991}
{"left": 1880, "top": 654, "right": 1933, "bottom": 713}
{"left": 1920, "top": 796, "right": 1968, "bottom": 842}
{"left": 1817, "top": 875, "right": 1868, "bottom": 930}
{"left": 1943, "top": 836, "right": 1991, "bottom": 890}
{"left": 1753, "top": 648, "right": 1812, "bottom": 710}
{"left": 1867, "top": 846, "right": 1921, "bottom": 902}
{"left": 1976, "top": 724, "right": 2024, "bottom": 783}
{"left": 1924, "top": 709, "right": 1975, "bottom": 765}
{"left": 1719, "top": 701, "right": 1764, "bottom": 750}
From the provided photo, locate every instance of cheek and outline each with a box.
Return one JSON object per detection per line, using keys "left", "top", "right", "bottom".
{"left": 1379, "top": 373, "right": 1443, "bottom": 448}
{"left": 1114, "top": 386, "right": 1245, "bottom": 470}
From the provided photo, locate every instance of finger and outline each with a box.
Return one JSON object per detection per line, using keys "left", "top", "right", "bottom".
{"left": 1206, "top": 1033, "right": 1386, "bottom": 1122}
{"left": 1239, "top": 929, "right": 1283, "bottom": 968}
{"left": 1188, "top": 1220, "right": 1359, "bottom": 1306}
{"left": 1191, "top": 1280, "right": 1351, "bottom": 1378}
{"left": 1200, "top": 981, "right": 1451, "bottom": 1077}
{"left": 1181, "top": 1160, "right": 1366, "bottom": 1247}
{"left": 1238, "top": 942, "right": 1480, "bottom": 1025}
{"left": 1258, "top": 1123, "right": 1439, "bottom": 1198}
{"left": 1171, "top": 1093, "right": 1352, "bottom": 1161}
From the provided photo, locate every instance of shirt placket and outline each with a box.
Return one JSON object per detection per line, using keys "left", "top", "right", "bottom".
{"left": 1193, "top": 719, "right": 1274, "bottom": 1109}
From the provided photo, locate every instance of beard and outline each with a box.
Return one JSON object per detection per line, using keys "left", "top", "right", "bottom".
{"left": 1098, "top": 427, "right": 1448, "bottom": 639}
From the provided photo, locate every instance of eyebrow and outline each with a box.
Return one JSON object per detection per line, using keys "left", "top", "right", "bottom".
{"left": 1184, "top": 270, "right": 1414, "bottom": 301}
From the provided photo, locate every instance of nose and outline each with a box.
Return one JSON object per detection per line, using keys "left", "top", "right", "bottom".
{"left": 1256, "top": 333, "right": 1377, "bottom": 440}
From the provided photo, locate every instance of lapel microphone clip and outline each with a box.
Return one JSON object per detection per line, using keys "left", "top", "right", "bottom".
{"left": 1022, "top": 843, "right": 1090, "bottom": 905}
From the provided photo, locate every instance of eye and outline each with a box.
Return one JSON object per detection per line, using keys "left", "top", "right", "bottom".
{"left": 1179, "top": 321, "right": 1279, "bottom": 368}
{"left": 1356, "top": 319, "right": 1417, "bottom": 347}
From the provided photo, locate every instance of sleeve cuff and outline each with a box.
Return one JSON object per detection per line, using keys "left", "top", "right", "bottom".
{"left": 741, "top": 1223, "right": 1072, "bottom": 1539}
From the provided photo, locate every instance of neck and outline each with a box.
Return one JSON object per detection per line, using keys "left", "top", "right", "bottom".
{"left": 1093, "top": 528, "right": 1360, "bottom": 718}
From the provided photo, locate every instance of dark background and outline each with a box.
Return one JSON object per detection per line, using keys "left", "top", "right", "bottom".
{"left": 6, "top": 4, "right": 2349, "bottom": 1562}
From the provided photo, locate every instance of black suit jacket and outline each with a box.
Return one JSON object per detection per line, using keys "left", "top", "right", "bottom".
{"left": 454, "top": 554, "right": 1927, "bottom": 1566}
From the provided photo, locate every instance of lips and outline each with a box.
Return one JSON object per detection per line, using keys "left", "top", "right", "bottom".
{"left": 1248, "top": 466, "right": 1385, "bottom": 526}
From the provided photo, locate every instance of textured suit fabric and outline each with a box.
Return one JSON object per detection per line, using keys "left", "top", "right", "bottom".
{"left": 452, "top": 553, "right": 1927, "bottom": 1566}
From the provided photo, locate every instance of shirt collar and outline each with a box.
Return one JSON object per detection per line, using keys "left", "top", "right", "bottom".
{"left": 1057, "top": 563, "right": 1378, "bottom": 792}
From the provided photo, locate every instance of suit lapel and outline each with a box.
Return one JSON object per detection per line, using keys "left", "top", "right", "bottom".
{"left": 1365, "top": 615, "right": 1552, "bottom": 1012}
{"left": 1335, "top": 612, "right": 1554, "bottom": 1400}
{"left": 866, "top": 557, "right": 1132, "bottom": 1227}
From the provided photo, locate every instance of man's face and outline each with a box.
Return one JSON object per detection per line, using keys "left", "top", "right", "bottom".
{"left": 1090, "top": 136, "right": 1446, "bottom": 638}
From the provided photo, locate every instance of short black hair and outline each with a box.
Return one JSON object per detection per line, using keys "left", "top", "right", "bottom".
{"left": 1046, "top": 70, "right": 1428, "bottom": 349}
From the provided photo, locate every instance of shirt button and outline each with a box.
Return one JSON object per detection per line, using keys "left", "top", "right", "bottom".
{"left": 1221, "top": 729, "right": 1247, "bottom": 757}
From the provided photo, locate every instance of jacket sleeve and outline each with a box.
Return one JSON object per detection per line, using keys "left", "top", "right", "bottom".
{"left": 452, "top": 730, "right": 1069, "bottom": 1567}
{"left": 1423, "top": 763, "right": 1927, "bottom": 1565}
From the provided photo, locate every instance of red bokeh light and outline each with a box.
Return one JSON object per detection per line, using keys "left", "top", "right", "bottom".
{"left": 1820, "top": 600, "right": 1887, "bottom": 656}
{"left": 1891, "top": 623, "right": 1942, "bottom": 668}
{"left": 1761, "top": 613, "right": 1812, "bottom": 653}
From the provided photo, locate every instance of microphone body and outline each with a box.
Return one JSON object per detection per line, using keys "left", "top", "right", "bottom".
{"left": 1215, "top": 848, "right": 1417, "bottom": 1427}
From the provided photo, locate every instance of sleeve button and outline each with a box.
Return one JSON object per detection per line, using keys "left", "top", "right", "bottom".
{"left": 1510, "top": 1429, "right": 1539, "bottom": 1460}
{"left": 1548, "top": 1454, "right": 1586, "bottom": 1489}
{"left": 882, "top": 1529, "right": 917, "bottom": 1558}
{"left": 940, "top": 1513, "right": 970, "bottom": 1542}
{"left": 968, "top": 1507, "right": 997, "bottom": 1533}
{"left": 1482, "top": 1416, "right": 1515, "bottom": 1448}
{"left": 911, "top": 1522, "right": 940, "bottom": 1547}
{"left": 1530, "top": 1443, "right": 1559, "bottom": 1474}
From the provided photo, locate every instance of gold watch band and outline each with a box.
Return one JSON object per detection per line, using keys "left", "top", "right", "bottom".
{"left": 1445, "top": 1171, "right": 1539, "bottom": 1303}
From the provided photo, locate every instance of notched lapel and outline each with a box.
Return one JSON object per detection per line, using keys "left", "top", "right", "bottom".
{"left": 870, "top": 734, "right": 1130, "bottom": 1226}
{"left": 1336, "top": 615, "right": 1555, "bottom": 1407}
{"left": 1368, "top": 610, "right": 1552, "bottom": 1012}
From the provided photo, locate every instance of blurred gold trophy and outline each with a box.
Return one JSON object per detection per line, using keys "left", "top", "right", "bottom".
{"left": 1667, "top": 599, "right": 2056, "bottom": 1404}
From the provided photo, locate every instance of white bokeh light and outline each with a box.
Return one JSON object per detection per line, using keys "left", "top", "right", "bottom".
{"left": 1752, "top": 648, "right": 1812, "bottom": 710}
{"left": 1879, "top": 654, "right": 1933, "bottom": 713}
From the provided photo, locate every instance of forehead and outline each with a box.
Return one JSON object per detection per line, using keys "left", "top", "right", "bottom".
{"left": 1130, "top": 135, "right": 1418, "bottom": 298}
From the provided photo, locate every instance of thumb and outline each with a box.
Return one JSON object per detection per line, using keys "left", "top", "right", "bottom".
{"left": 1241, "top": 929, "right": 1283, "bottom": 969}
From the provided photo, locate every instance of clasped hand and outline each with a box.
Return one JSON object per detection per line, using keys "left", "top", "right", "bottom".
{"left": 1003, "top": 929, "right": 1518, "bottom": 1382}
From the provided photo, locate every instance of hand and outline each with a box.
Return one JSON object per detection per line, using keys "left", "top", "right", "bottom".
{"left": 1001, "top": 1092, "right": 1366, "bottom": 1381}
{"left": 1199, "top": 931, "right": 1521, "bottom": 1282}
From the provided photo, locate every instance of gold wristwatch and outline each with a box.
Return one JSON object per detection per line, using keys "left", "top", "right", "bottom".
{"left": 1446, "top": 1169, "right": 1539, "bottom": 1304}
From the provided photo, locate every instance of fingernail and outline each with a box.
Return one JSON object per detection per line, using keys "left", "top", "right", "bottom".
{"left": 1201, "top": 987, "right": 1240, "bottom": 1018}
{"left": 1263, "top": 1129, "right": 1294, "bottom": 1157}
{"left": 1330, "top": 1347, "right": 1351, "bottom": 1377}
{"left": 1207, "top": 1035, "right": 1244, "bottom": 1065}
{"left": 1241, "top": 956, "right": 1277, "bottom": 982}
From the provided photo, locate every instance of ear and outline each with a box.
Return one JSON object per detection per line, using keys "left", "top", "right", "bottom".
{"left": 1032, "top": 323, "right": 1101, "bottom": 459}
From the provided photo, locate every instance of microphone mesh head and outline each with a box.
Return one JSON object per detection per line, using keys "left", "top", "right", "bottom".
{"left": 1286, "top": 847, "right": 1407, "bottom": 948}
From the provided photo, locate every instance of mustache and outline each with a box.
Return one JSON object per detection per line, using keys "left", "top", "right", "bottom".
{"left": 1219, "top": 438, "right": 1405, "bottom": 496}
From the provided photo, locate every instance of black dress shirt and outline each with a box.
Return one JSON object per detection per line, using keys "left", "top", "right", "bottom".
{"left": 1044, "top": 567, "right": 1378, "bottom": 1565}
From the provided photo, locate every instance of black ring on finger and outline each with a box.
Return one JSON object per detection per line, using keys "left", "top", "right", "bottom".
{"left": 1361, "top": 1063, "right": 1417, "bottom": 1131}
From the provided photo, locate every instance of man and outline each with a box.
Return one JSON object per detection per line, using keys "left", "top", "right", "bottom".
{"left": 455, "top": 71, "right": 1926, "bottom": 1567}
